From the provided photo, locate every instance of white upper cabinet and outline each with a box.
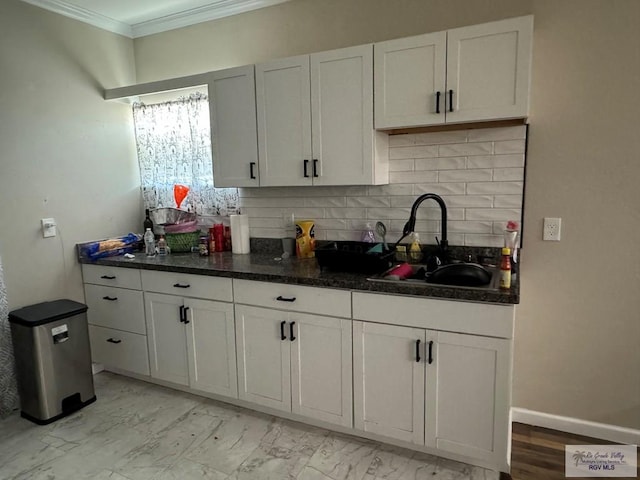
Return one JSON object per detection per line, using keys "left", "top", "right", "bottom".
{"left": 374, "top": 15, "right": 533, "bottom": 128}
{"left": 374, "top": 32, "right": 447, "bottom": 129}
{"left": 208, "top": 65, "right": 260, "bottom": 187}
{"left": 257, "top": 45, "right": 388, "bottom": 187}
{"left": 256, "top": 56, "right": 312, "bottom": 187}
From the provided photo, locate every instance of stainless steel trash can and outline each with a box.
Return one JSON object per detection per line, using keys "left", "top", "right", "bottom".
{"left": 9, "top": 299, "right": 96, "bottom": 424}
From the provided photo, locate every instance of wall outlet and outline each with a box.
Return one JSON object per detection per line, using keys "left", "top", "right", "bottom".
{"left": 543, "top": 217, "right": 561, "bottom": 241}
{"left": 42, "top": 218, "right": 57, "bottom": 238}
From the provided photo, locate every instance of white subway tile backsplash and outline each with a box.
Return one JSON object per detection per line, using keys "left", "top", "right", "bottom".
{"left": 347, "top": 196, "right": 391, "bottom": 208}
{"left": 438, "top": 142, "right": 492, "bottom": 157}
{"left": 467, "top": 125, "right": 526, "bottom": 142}
{"left": 389, "top": 159, "right": 415, "bottom": 172}
{"left": 389, "top": 171, "right": 438, "bottom": 184}
{"left": 466, "top": 182, "right": 524, "bottom": 195}
{"left": 438, "top": 169, "right": 493, "bottom": 183}
{"left": 465, "top": 208, "right": 521, "bottom": 221}
{"left": 414, "top": 156, "right": 466, "bottom": 171}
{"left": 493, "top": 168, "right": 524, "bottom": 181}
{"left": 467, "top": 154, "right": 525, "bottom": 169}
{"left": 390, "top": 145, "right": 439, "bottom": 159}
{"left": 414, "top": 183, "right": 466, "bottom": 195}
{"left": 494, "top": 139, "right": 526, "bottom": 154}
{"left": 245, "top": 126, "right": 526, "bottom": 248}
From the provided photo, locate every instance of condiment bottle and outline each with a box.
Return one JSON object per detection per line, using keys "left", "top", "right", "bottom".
{"left": 213, "top": 224, "right": 224, "bottom": 252}
{"left": 199, "top": 236, "right": 209, "bottom": 256}
{"left": 208, "top": 227, "right": 216, "bottom": 254}
{"left": 500, "top": 247, "right": 511, "bottom": 290}
{"left": 157, "top": 235, "right": 167, "bottom": 256}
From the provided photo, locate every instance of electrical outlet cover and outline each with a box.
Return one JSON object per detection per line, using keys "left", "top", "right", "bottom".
{"left": 543, "top": 217, "right": 561, "bottom": 241}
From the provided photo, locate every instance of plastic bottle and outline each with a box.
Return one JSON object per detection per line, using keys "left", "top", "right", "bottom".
{"left": 157, "top": 235, "right": 167, "bottom": 256}
{"left": 144, "top": 228, "right": 156, "bottom": 257}
{"left": 408, "top": 232, "right": 423, "bottom": 263}
{"left": 500, "top": 247, "right": 511, "bottom": 289}
{"left": 361, "top": 223, "right": 376, "bottom": 243}
{"left": 143, "top": 209, "right": 153, "bottom": 234}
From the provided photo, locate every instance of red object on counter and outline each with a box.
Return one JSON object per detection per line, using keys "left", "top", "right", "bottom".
{"left": 224, "top": 226, "right": 232, "bottom": 251}
{"left": 208, "top": 227, "right": 216, "bottom": 253}
{"left": 213, "top": 224, "right": 224, "bottom": 252}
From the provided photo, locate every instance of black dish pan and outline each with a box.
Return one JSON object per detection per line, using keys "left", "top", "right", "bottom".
{"left": 425, "top": 263, "right": 492, "bottom": 287}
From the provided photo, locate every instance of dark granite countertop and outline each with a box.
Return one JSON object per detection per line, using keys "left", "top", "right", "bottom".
{"left": 79, "top": 251, "right": 519, "bottom": 305}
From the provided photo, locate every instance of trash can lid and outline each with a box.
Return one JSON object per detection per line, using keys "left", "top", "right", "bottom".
{"left": 9, "top": 299, "right": 88, "bottom": 327}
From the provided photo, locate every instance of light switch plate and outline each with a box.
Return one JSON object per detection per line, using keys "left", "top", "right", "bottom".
{"left": 42, "top": 218, "right": 56, "bottom": 238}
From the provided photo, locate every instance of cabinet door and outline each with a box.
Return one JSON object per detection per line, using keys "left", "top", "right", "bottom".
{"left": 353, "top": 321, "right": 425, "bottom": 444}
{"left": 446, "top": 15, "right": 533, "bottom": 123}
{"left": 256, "top": 55, "right": 312, "bottom": 187}
{"left": 89, "top": 325, "right": 150, "bottom": 376}
{"left": 311, "top": 45, "right": 375, "bottom": 186}
{"left": 208, "top": 65, "right": 259, "bottom": 187}
{"left": 84, "top": 284, "right": 146, "bottom": 335}
{"left": 290, "top": 313, "right": 352, "bottom": 427}
{"left": 425, "top": 331, "right": 510, "bottom": 465}
{"left": 184, "top": 298, "right": 237, "bottom": 398}
{"left": 144, "top": 293, "right": 189, "bottom": 386}
{"left": 374, "top": 32, "right": 447, "bottom": 128}
{"left": 235, "top": 305, "right": 291, "bottom": 412}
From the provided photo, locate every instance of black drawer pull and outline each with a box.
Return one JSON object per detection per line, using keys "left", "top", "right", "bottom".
{"left": 100, "top": 275, "right": 116, "bottom": 280}
{"left": 289, "top": 321, "right": 296, "bottom": 341}
{"left": 448, "top": 89, "right": 454, "bottom": 112}
{"left": 428, "top": 340, "right": 434, "bottom": 364}
{"left": 183, "top": 306, "right": 190, "bottom": 324}
{"left": 303, "top": 159, "right": 310, "bottom": 178}
{"left": 280, "top": 320, "right": 287, "bottom": 341}
{"left": 179, "top": 305, "right": 185, "bottom": 323}
{"left": 250, "top": 162, "right": 256, "bottom": 179}
{"left": 173, "top": 283, "right": 191, "bottom": 289}
{"left": 102, "top": 296, "right": 118, "bottom": 301}
{"left": 276, "top": 296, "right": 296, "bottom": 303}
{"left": 313, "top": 159, "right": 319, "bottom": 178}
{"left": 435, "top": 91, "right": 441, "bottom": 114}
{"left": 416, "top": 339, "right": 421, "bottom": 363}
{"left": 106, "top": 338, "right": 121, "bottom": 344}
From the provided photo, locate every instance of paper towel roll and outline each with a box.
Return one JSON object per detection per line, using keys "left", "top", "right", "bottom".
{"left": 230, "top": 214, "right": 250, "bottom": 254}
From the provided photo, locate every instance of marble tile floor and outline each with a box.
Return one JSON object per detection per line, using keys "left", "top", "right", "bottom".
{"left": 0, "top": 372, "right": 499, "bottom": 480}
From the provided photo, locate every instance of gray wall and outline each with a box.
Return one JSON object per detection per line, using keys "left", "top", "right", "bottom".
{"left": 0, "top": 0, "right": 141, "bottom": 309}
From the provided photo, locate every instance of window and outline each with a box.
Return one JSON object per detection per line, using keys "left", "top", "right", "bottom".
{"left": 132, "top": 92, "right": 238, "bottom": 215}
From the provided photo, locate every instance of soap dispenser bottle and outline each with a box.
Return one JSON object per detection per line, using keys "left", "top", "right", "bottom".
{"left": 361, "top": 223, "right": 376, "bottom": 243}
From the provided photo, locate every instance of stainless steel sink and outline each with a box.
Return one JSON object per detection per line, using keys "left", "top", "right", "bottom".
{"left": 367, "top": 263, "right": 501, "bottom": 290}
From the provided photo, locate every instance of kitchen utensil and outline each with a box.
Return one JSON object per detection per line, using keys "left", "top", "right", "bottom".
{"left": 173, "top": 184, "right": 190, "bottom": 209}
{"left": 375, "top": 221, "right": 388, "bottom": 250}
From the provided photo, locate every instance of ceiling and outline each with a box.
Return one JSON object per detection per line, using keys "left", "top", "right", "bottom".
{"left": 20, "top": 0, "right": 292, "bottom": 38}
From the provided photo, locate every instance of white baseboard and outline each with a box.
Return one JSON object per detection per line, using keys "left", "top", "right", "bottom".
{"left": 511, "top": 407, "right": 640, "bottom": 445}
{"left": 91, "top": 363, "right": 104, "bottom": 375}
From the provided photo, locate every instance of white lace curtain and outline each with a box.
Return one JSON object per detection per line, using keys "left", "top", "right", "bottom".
{"left": 0, "top": 256, "right": 19, "bottom": 418}
{"left": 132, "top": 93, "right": 239, "bottom": 216}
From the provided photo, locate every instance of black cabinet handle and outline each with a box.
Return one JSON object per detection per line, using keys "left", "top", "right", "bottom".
{"left": 448, "top": 89, "right": 453, "bottom": 112}
{"left": 249, "top": 162, "right": 256, "bottom": 179}
{"left": 183, "top": 306, "right": 190, "bottom": 324}
{"left": 100, "top": 275, "right": 116, "bottom": 280}
{"left": 280, "top": 320, "right": 287, "bottom": 341}
{"left": 416, "top": 339, "right": 421, "bottom": 363}
{"left": 106, "top": 338, "right": 121, "bottom": 344}
{"left": 276, "top": 295, "right": 296, "bottom": 303}
{"left": 179, "top": 305, "right": 185, "bottom": 323}
{"left": 303, "top": 159, "right": 310, "bottom": 178}
{"left": 313, "top": 159, "right": 319, "bottom": 178}
{"left": 289, "top": 321, "right": 296, "bottom": 341}
{"left": 428, "top": 340, "right": 434, "bottom": 364}
{"left": 102, "top": 296, "right": 118, "bottom": 301}
{"left": 173, "top": 283, "right": 191, "bottom": 289}
{"left": 435, "top": 91, "right": 441, "bottom": 114}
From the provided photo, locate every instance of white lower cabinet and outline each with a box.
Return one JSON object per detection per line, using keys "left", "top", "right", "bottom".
{"left": 88, "top": 325, "right": 150, "bottom": 376}
{"left": 235, "top": 304, "right": 352, "bottom": 427}
{"left": 353, "top": 320, "right": 510, "bottom": 466}
{"left": 145, "top": 292, "right": 237, "bottom": 398}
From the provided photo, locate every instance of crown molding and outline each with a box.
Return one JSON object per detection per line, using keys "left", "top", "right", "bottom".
{"left": 20, "top": 0, "right": 292, "bottom": 39}
{"left": 20, "top": 0, "right": 133, "bottom": 37}
{"left": 131, "top": 0, "right": 291, "bottom": 38}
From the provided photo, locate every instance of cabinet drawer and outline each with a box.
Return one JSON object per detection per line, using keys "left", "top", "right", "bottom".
{"left": 89, "top": 325, "right": 150, "bottom": 376}
{"left": 82, "top": 264, "right": 142, "bottom": 290}
{"left": 352, "top": 292, "right": 514, "bottom": 339}
{"left": 141, "top": 270, "right": 232, "bottom": 302}
{"left": 84, "top": 284, "right": 145, "bottom": 335}
{"left": 233, "top": 279, "right": 351, "bottom": 318}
